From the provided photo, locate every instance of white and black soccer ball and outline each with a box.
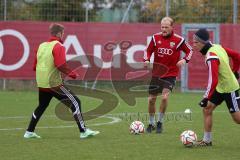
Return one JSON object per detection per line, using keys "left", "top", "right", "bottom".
{"left": 180, "top": 130, "right": 197, "bottom": 147}
{"left": 129, "top": 121, "right": 145, "bottom": 134}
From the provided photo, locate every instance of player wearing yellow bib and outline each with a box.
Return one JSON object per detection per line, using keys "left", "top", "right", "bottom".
{"left": 193, "top": 28, "right": 240, "bottom": 146}
{"left": 24, "top": 23, "right": 99, "bottom": 139}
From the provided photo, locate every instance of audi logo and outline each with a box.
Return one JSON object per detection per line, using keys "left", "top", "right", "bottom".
{"left": 0, "top": 29, "right": 30, "bottom": 71}
{"left": 157, "top": 48, "right": 173, "bottom": 55}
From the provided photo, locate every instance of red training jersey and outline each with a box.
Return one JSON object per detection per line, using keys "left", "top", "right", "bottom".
{"left": 144, "top": 32, "right": 192, "bottom": 78}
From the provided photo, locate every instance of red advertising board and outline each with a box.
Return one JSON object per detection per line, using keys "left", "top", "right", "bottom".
{"left": 0, "top": 21, "right": 181, "bottom": 80}
{"left": 0, "top": 22, "right": 239, "bottom": 90}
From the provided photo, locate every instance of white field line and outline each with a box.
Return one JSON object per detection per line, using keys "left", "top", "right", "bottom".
{"left": 0, "top": 110, "right": 229, "bottom": 131}
{"left": 0, "top": 115, "right": 122, "bottom": 131}
{"left": 0, "top": 115, "right": 56, "bottom": 120}
{"left": 0, "top": 110, "right": 228, "bottom": 120}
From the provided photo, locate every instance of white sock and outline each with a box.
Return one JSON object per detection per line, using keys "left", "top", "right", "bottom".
{"left": 149, "top": 115, "right": 155, "bottom": 125}
{"left": 203, "top": 132, "right": 212, "bottom": 142}
{"left": 158, "top": 112, "right": 164, "bottom": 123}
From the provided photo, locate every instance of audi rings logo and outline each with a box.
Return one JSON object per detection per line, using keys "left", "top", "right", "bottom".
{"left": 157, "top": 48, "right": 173, "bottom": 55}
{"left": 0, "top": 29, "right": 29, "bottom": 71}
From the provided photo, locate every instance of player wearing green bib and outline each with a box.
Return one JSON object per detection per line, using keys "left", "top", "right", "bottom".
{"left": 193, "top": 28, "right": 240, "bottom": 146}
{"left": 24, "top": 23, "right": 99, "bottom": 139}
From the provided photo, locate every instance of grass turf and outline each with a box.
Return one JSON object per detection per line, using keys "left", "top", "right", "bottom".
{"left": 0, "top": 91, "right": 239, "bottom": 160}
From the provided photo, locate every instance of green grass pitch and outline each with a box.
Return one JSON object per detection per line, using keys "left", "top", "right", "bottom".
{"left": 0, "top": 91, "right": 239, "bottom": 160}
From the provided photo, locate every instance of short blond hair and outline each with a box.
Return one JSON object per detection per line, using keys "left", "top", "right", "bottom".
{"left": 161, "top": 17, "right": 174, "bottom": 26}
{"left": 49, "top": 23, "right": 64, "bottom": 36}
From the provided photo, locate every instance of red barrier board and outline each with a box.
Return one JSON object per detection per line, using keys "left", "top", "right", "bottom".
{"left": 0, "top": 21, "right": 181, "bottom": 80}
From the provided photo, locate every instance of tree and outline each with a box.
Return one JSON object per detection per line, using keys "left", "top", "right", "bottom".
{"left": 37, "top": 0, "right": 86, "bottom": 22}
{"left": 138, "top": 0, "right": 166, "bottom": 23}
{"left": 139, "top": 0, "right": 233, "bottom": 23}
{"left": 0, "top": 0, "right": 39, "bottom": 21}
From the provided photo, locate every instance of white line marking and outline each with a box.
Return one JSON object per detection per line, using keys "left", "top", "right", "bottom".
{"left": 0, "top": 115, "right": 122, "bottom": 131}
{"left": 0, "top": 115, "right": 56, "bottom": 120}
{"left": 0, "top": 110, "right": 229, "bottom": 120}
{"left": 0, "top": 110, "right": 230, "bottom": 131}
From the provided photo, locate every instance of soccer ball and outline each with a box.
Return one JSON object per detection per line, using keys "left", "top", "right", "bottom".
{"left": 180, "top": 130, "right": 197, "bottom": 147}
{"left": 129, "top": 121, "right": 145, "bottom": 134}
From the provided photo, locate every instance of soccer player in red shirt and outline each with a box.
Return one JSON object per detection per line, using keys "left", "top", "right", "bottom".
{"left": 193, "top": 28, "right": 240, "bottom": 146}
{"left": 24, "top": 23, "right": 99, "bottom": 139}
{"left": 144, "top": 17, "right": 193, "bottom": 133}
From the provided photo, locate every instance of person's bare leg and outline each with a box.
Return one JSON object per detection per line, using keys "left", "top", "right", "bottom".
{"left": 147, "top": 94, "right": 158, "bottom": 133}
{"left": 148, "top": 94, "right": 157, "bottom": 125}
{"left": 156, "top": 88, "right": 170, "bottom": 133}
{"left": 231, "top": 111, "right": 240, "bottom": 124}
{"left": 197, "top": 101, "right": 216, "bottom": 146}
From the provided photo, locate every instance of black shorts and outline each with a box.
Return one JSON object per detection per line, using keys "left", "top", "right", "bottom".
{"left": 148, "top": 76, "right": 176, "bottom": 95}
{"left": 209, "top": 89, "right": 240, "bottom": 113}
